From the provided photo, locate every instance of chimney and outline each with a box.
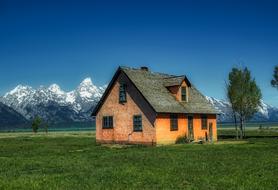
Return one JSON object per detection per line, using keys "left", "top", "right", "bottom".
{"left": 140, "top": 66, "right": 149, "bottom": 71}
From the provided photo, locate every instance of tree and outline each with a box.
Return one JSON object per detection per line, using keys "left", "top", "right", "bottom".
{"left": 32, "top": 116, "right": 42, "bottom": 133}
{"left": 44, "top": 123, "right": 49, "bottom": 133}
{"left": 271, "top": 66, "right": 278, "bottom": 89}
{"left": 226, "top": 78, "right": 239, "bottom": 140}
{"left": 226, "top": 67, "right": 262, "bottom": 139}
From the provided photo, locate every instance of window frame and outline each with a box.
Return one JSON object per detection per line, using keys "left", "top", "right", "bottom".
{"left": 102, "top": 116, "right": 113, "bottom": 129}
{"left": 201, "top": 115, "right": 208, "bottom": 130}
{"left": 133, "top": 115, "right": 142, "bottom": 132}
{"left": 170, "top": 114, "right": 178, "bottom": 131}
{"left": 181, "top": 87, "right": 187, "bottom": 102}
{"left": 119, "top": 83, "right": 127, "bottom": 103}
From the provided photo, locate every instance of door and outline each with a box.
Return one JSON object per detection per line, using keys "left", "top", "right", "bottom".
{"left": 209, "top": 122, "right": 213, "bottom": 142}
{"left": 188, "top": 116, "right": 194, "bottom": 140}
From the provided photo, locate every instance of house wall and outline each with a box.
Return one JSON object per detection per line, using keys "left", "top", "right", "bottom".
{"left": 155, "top": 113, "right": 187, "bottom": 144}
{"left": 155, "top": 113, "right": 217, "bottom": 144}
{"left": 96, "top": 72, "right": 156, "bottom": 145}
{"left": 191, "top": 114, "right": 217, "bottom": 142}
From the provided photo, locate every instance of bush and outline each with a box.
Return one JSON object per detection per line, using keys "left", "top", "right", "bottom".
{"left": 176, "top": 134, "right": 191, "bottom": 144}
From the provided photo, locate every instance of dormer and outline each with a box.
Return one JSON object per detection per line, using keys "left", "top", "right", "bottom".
{"left": 163, "top": 75, "right": 191, "bottom": 102}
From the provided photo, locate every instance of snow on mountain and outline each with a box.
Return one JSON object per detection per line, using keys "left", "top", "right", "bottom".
{"left": 205, "top": 96, "right": 278, "bottom": 122}
{"left": 48, "top": 84, "right": 64, "bottom": 95}
{"left": 1, "top": 78, "right": 277, "bottom": 123}
{"left": 65, "top": 91, "right": 76, "bottom": 104}
{"left": 0, "top": 78, "right": 106, "bottom": 123}
{"left": 257, "top": 101, "right": 269, "bottom": 118}
{"left": 76, "top": 78, "right": 103, "bottom": 99}
{"left": 4, "top": 85, "right": 35, "bottom": 105}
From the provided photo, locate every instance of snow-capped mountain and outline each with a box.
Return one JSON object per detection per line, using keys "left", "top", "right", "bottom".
{"left": 1, "top": 77, "right": 278, "bottom": 124}
{"left": 74, "top": 78, "right": 106, "bottom": 113}
{"left": 1, "top": 78, "right": 105, "bottom": 123}
{"left": 206, "top": 96, "right": 278, "bottom": 122}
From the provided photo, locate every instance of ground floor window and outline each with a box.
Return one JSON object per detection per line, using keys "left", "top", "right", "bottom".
{"left": 102, "top": 116, "right": 113, "bottom": 129}
{"left": 133, "top": 115, "right": 142, "bottom": 131}
{"left": 170, "top": 114, "right": 178, "bottom": 131}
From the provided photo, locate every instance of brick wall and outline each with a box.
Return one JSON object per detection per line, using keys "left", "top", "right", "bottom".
{"left": 96, "top": 72, "right": 156, "bottom": 145}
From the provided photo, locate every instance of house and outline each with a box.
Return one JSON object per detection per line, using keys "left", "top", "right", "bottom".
{"left": 92, "top": 66, "right": 218, "bottom": 145}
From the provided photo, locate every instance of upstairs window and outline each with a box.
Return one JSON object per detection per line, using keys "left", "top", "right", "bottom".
{"left": 102, "top": 116, "right": 113, "bottom": 129}
{"left": 170, "top": 114, "right": 178, "bottom": 131}
{"left": 133, "top": 115, "right": 142, "bottom": 132}
{"left": 181, "top": 87, "right": 187, "bottom": 101}
{"left": 119, "top": 83, "right": 127, "bottom": 103}
{"left": 201, "top": 115, "right": 208, "bottom": 130}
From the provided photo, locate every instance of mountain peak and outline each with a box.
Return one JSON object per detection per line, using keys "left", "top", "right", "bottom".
{"left": 80, "top": 78, "right": 93, "bottom": 86}
{"left": 11, "top": 84, "right": 32, "bottom": 92}
{"left": 48, "top": 84, "right": 64, "bottom": 95}
{"left": 0, "top": 77, "right": 107, "bottom": 123}
{"left": 4, "top": 85, "right": 34, "bottom": 97}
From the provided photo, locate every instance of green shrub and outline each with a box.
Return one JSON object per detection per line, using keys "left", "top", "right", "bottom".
{"left": 31, "top": 116, "right": 42, "bottom": 133}
{"left": 175, "top": 134, "right": 190, "bottom": 144}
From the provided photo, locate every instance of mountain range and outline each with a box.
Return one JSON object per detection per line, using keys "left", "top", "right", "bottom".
{"left": 0, "top": 78, "right": 105, "bottom": 125}
{"left": 205, "top": 97, "right": 278, "bottom": 122}
{"left": 0, "top": 78, "right": 278, "bottom": 127}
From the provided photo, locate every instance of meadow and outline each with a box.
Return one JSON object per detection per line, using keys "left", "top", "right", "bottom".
{"left": 0, "top": 128, "right": 277, "bottom": 190}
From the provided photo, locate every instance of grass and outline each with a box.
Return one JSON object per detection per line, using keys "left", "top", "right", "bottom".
{"left": 218, "top": 125, "right": 278, "bottom": 139}
{"left": 0, "top": 131, "right": 277, "bottom": 189}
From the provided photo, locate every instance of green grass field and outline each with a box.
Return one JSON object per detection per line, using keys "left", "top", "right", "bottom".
{"left": 0, "top": 130, "right": 277, "bottom": 190}
{"left": 218, "top": 126, "right": 278, "bottom": 139}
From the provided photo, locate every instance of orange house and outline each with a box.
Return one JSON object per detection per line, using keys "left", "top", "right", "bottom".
{"left": 92, "top": 66, "right": 218, "bottom": 145}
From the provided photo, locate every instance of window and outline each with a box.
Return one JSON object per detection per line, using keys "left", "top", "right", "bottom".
{"left": 170, "top": 114, "right": 178, "bottom": 131}
{"left": 119, "top": 83, "right": 127, "bottom": 103}
{"left": 133, "top": 115, "right": 142, "bottom": 132}
{"left": 102, "top": 116, "right": 113, "bottom": 129}
{"left": 181, "top": 87, "right": 187, "bottom": 101}
{"left": 201, "top": 115, "right": 208, "bottom": 130}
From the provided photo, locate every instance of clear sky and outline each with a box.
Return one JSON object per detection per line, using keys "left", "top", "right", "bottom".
{"left": 0, "top": 0, "right": 278, "bottom": 106}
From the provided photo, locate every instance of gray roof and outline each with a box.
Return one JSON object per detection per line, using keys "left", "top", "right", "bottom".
{"left": 121, "top": 66, "right": 218, "bottom": 114}
{"left": 163, "top": 76, "right": 185, "bottom": 87}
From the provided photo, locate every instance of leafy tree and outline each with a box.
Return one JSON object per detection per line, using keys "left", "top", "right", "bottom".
{"left": 32, "top": 116, "right": 42, "bottom": 133}
{"left": 226, "top": 67, "right": 262, "bottom": 139}
{"left": 271, "top": 66, "right": 278, "bottom": 89}
{"left": 226, "top": 78, "right": 239, "bottom": 140}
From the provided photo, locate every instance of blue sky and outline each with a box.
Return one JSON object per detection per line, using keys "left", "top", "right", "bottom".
{"left": 0, "top": 0, "right": 278, "bottom": 106}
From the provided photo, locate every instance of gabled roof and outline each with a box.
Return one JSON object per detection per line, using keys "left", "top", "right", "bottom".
{"left": 92, "top": 66, "right": 218, "bottom": 116}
